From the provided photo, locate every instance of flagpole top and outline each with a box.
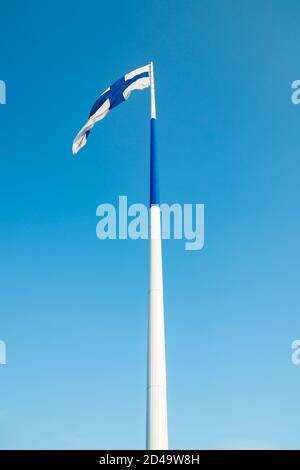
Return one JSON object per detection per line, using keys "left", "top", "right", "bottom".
{"left": 150, "top": 62, "right": 156, "bottom": 119}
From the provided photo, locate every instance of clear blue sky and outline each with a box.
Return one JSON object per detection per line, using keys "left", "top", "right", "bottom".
{"left": 1, "top": 0, "right": 300, "bottom": 450}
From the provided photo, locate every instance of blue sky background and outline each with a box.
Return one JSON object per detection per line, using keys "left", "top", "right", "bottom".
{"left": 1, "top": 0, "right": 300, "bottom": 450}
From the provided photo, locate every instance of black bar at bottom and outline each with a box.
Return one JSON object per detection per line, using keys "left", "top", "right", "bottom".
{"left": 0, "top": 450, "right": 300, "bottom": 468}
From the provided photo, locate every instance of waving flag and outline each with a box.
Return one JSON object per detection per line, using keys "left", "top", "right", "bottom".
{"left": 72, "top": 64, "right": 150, "bottom": 155}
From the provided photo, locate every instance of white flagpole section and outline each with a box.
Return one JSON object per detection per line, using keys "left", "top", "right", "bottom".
{"left": 146, "top": 61, "right": 168, "bottom": 450}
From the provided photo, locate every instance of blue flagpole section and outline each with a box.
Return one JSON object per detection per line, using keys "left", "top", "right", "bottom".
{"left": 150, "top": 117, "right": 159, "bottom": 206}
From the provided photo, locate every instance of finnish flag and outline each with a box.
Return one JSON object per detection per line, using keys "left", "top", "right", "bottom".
{"left": 72, "top": 64, "right": 150, "bottom": 155}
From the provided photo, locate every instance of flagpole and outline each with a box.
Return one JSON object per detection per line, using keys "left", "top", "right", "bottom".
{"left": 146, "top": 61, "right": 168, "bottom": 450}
